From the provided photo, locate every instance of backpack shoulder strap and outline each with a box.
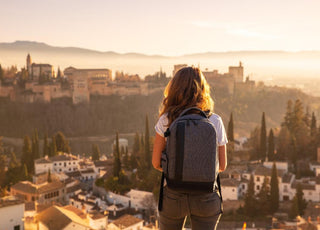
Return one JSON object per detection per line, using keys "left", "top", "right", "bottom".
{"left": 179, "top": 107, "right": 208, "bottom": 118}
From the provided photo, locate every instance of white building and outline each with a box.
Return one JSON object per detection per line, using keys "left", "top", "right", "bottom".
{"left": 0, "top": 196, "right": 24, "bottom": 230}
{"left": 220, "top": 178, "right": 241, "bottom": 200}
{"left": 35, "top": 153, "right": 80, "bottom": 175}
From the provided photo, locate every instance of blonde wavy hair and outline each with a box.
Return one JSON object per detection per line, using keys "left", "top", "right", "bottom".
{"left": 159, "top": 66, "right": 214, "bottom": 126}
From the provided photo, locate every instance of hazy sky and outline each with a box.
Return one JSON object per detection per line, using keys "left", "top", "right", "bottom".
{"left": 1, "top": 0, "right": 320, "bottom": 55}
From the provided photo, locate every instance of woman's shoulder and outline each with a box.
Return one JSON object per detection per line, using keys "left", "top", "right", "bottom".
{"left": 209, "top": 113, "right": 222, "bottom": 122}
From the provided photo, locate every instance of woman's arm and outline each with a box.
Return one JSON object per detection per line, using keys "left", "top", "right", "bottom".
{"left": 152, "top": 133, "right": 166, "bottom": 172}
{"left": 218, "top": 145, "right": 227, "bottom": 172}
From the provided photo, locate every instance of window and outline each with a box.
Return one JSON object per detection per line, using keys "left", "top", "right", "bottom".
{"left": 69, "top": 162, "right": 71, "bottom": 165}
{"left": 59, "top": 163, "right": 62, "bottom": 166}
{"left": 64, "top": 162, "right": 66, "bottom": 167}
{"left": 14, "top": 225, "right": 20, "bottom": 230}
{"left": 256, "top": 177, "right": 260, "bottom": 182}
{"left": 54, "top": 163, "right": 57, "bottom": 166}
{"left": 256, "top": 185, "right": 260, "bottom": 190}
{"left": 242, "top": 184, "right": 245, "bottom": 189}
{"left": 232, "top": 189, "right": 235, "bottom": 192}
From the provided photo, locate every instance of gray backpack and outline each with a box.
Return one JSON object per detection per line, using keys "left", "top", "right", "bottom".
{"left": 161, "top": 107, "right": 219, "bottom": 192}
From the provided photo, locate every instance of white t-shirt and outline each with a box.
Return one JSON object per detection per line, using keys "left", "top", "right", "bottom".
{"left": 155, "top": 113, "right": 228, "bottom": 146}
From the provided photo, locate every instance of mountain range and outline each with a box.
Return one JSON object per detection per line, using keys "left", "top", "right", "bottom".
{"left": 1, "top": 41, "right": 320, "bottom": 79}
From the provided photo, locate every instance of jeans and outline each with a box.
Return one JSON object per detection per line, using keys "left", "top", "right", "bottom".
{"left": 159, "top": 186, "right": 222, "bottom": 230}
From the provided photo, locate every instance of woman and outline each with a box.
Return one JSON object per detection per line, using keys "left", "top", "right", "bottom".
{"left": 152, "top": 66, "right": 228, "bottom": 230}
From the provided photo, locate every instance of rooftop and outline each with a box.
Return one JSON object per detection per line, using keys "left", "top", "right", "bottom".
{"left": 0, "top": 196, "right": 24, "bottom": 209}
{"left": 111, "top": 214, "right": 143, "bottom": 228}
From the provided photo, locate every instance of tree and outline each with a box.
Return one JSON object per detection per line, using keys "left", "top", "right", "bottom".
{"left": 50, "top": 136, "right": 57, "bottom": 156}
{"left": 311, "top": 112, "right": 317, "bottom": 137}
{"left": 260, "top": 112, "right": 267, "bottom": 161}
{"left": 130, "top": 132, "right": 140, "bottom": 169}
{"left": 270, "top": 162, "right": 279, "bottom": 213}
{"left": 32, "top": 128, "right": 40, "bottom": 159}
{"left": 47, "top": 169, "right": 52, "bottom": 183}
{"left": 145, "top": 115, "right": 151, "bottom": 169}
{"left": 248, "top": 126, "right": 260, "bottom": 160}
{"left": 227, "top": 112, "right": 234, "bottom": 160}
{"left": 276, "top": 126, "right": 291, "bottom": 160}
{"left": 289, "top": 196, "right": 299, "bottom": 219}
{"left": 57, "top": 67, "right": 62, "bottom": 79}
{"left": 257, "top": 177, "right": 270, "bottom": 215}
{"left": 92, "top": 144, "right": 101, "bottom": 161}
{"left": 22, "top": 164, "right": 29, "bottom": 181}
{"left": 55, "top": 131, "right": 68, "bottom": 153}
{"left": 21, "top": 135, "right": 33, "bottom": 174}
{"left": 267, "top": 129, "right": 275, "bottom": 161}
{"left": 0, "top": 64, "right": 3, "bottom": 82}
{"left": 244, "top": 175, "right": 256, "bottom": 218}
{"left": 0, "top": 154, "right": 6, "bottom": 186}
{"left": 295, "top": 183, "right": 307, "bottom": 216}
{"left": 9, "top": 150, "right": 19, "bottom": 169}
{"left": 43, "top": 132, "right": 49, "bottom": 156}
{"left": 113, "top": 132, "right": 121, "bottom": 177}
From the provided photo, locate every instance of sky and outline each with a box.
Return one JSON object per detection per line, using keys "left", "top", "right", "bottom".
{"left": 1, "top": 0, "right": 320, "bottom": 56}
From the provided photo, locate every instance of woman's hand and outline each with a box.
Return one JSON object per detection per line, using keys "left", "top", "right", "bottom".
{"left": 152, "top": 133, "right": 166, "bottom": 172}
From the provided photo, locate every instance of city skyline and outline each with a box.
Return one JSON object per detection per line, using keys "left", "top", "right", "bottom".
{"left": 1, "top": 0, "right": 320, "bottom": 56}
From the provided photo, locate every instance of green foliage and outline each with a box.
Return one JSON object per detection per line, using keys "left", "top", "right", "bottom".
{"left": 50, "top": 136, "right": 57, "bottom": 156}
{"left": 55, "top": 131, "right": 70, "bottom": 153}
{"left": 95, "top": 178, "right": 104, "bottom": 187}
{"left": 289, "top": 196, "right": 299, "bottom": 219}
{"left": 260, "top": 112, "right": 267, "bottom": 161}
{"left": 270, "top": 162, "right": 279, "bottom": 213}
{"left": 248, "top": 126, "right": 260, "bottom": 160}
{"left": 257, "top": 177, "right": 270, "bottom": 215}
{"left": 47, "top": 169, "right": 52, "bottom": 183}
{"left": 113, "top": 132, "right": 121, "bottom": 177}
{"left": 267, "top": 129, "right": 275, "bottom": 161}
{"left": 244, "top": 175, "right": 256, "bottom": 218}
{"left": 104, "top": 171, "right": 131, "bottom": 194}
{"left": 21, "top": 135, "right": 34, "bottom": 174}
{"left": 92, "top": 144, "right": 101, "bottom": 161}
{"left": 43, "top": 132, "right": 49, "bottom": 156}
{"left": 145, "top": 115, "right": 151, "bottom": 169}
{"left": 295, "top": 183, "right": 307, "bottom": 216}
{"left": 32, "top": 128, "right": 40, "bottom": 159}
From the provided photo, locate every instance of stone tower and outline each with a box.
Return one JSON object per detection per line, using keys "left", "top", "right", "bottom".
{"left": 26, "top": 54, "right": 32, "bottom": 76}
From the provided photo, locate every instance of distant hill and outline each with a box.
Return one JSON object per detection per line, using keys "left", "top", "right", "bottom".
{"left": 1, "top": 41, "right": 320, "bottom": 80}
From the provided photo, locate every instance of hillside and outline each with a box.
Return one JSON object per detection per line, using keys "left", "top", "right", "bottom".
{"left": 1, "top": 84, "right": 319, "bottom": 141}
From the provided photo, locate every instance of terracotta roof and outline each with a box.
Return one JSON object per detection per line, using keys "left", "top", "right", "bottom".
{"left": 37, "top": 181, "right": 64, "bottom": 193}
{"left": 11, "top": 181, "right": 37, "bottom": 194}
{"left": 88, "top": 210, "right": 105, "bottom": 220}
{"left": 65, "top": 170, "right": 82, "bottom": 178}
{"left": 11, "top": 181, "right": 64, "bottom": 195}
{"left": 66, "top": 184, "right": 81, "bottom": 194}
{"left": 36, "top": 205, "right": 91, "bottom": 229}
{"left": 111, "top": 214, "right": 143, "bottom": 228}
{"left": 0, "top": 196, "right": 24, "bottom": 208}
{"left": 63, "top": 205, "right": 87, "bottom": 219}
{"left": 50, "top": 154, "right": 78, "bottom": 162}
{"left": 35, "top": 158, "right": 52, "bottom": 164}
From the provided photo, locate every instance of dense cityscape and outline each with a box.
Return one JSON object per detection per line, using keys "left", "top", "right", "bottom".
{"left": 1, "top": 53, "right": 320, "bottom": 230}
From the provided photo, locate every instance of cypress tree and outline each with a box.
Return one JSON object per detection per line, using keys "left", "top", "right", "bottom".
{"left": 92, "top": 144, "right": 100, "bottom": 161}
{"left": 227, "top": 112, "right": 234, "bottom": 142}
{"left": 227, "top": 112, "right": 234, "bottom": 160}
{"left": 9, "top": 150, "right": 19, "bottom": 169}
{"left": 311, "top": 112, "right": 317, "bottom": 137}
{"left": 270, "top": 162, "right": 279, "bottom": 213}
{"left": 289, "top": 196, "right": 299, "bottom": 219}
{"left": 267, "top": 129, "right": 275, "bottom": 161}
{"left": 43, "top": 132, "right": 49, "bottom": 156}
{"left": 145, "top": 115, "right": 151, "bottom": 169}
{"left": 244, "top": 174, "right": 256, "bottom": 218}
{"left": 130, "top": 132, "right": 140, "bottom": 169}
{"left": 50, "top": 136, "right": 57, "bottom": 156}
{"left": 22, "top": 164, "right": 29, "bottom": 181}
{"left": 295, "top": 183, "right": 307, "bottom": 216}
{"left": 260, "top": 112, "right": 267, "bottom": 161}
{"left": 113, "top": 132, "right": 121, "bottom": 177}
{"left": 55, "top": 131, "right": 66, "bottom": 153}
{"left": 257, "top": 177, "right": 270, "bottom": 215}
{"left": 32, "top": 128, "right": 40, "bottom": 159}
{"left": 21, "top": 135, "right": 32, "bottom": 173}
{"left": 47, "top": 169, "right": 52, "bottom": 183}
